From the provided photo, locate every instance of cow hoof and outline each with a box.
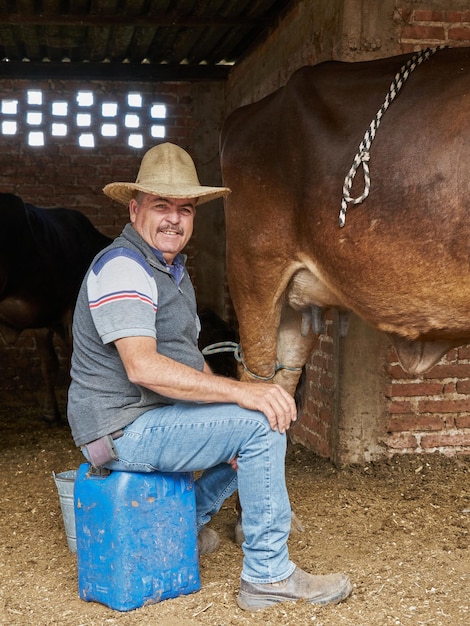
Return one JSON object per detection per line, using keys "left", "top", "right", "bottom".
{"left": 41, "top": 411, "right": 63, "bottom": 425}
{"left": 291, "top": 510, "right": 305, "bottom": 533}
{"left": 234, "top": 516, "right": 244, "bottom": 546}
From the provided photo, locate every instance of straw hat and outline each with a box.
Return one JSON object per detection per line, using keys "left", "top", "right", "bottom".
{"left": 103, "top": 143, "right": 231, "bottom": 206}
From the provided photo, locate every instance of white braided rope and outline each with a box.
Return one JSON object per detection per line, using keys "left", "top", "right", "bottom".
{"left": 339, "top": 46, "right": 445, "bottom": 228}
{"left": 201, "top": 341, "right": 302, "bottom": 380}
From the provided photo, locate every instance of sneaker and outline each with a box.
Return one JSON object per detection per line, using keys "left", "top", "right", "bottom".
{"left": 197, "top": 526, "right": 220, "bottom": 556}
{"left": 237, "top": 566, "right": 352, "bottom": 611}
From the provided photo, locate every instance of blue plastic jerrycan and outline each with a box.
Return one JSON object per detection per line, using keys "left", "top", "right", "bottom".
{"left": 74, "top": 463, "right": 200, "bottom": 611}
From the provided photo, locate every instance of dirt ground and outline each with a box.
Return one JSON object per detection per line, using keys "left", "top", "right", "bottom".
{"left": 0, "top": 398, "right": 469, "bottom": 626}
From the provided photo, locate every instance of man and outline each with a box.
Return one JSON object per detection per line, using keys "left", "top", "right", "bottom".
{"left": 67, "top": 142, "right": 352, "bottom": 611}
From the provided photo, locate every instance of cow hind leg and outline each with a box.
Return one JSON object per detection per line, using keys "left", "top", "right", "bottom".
{"left": 233, "top": 306, "right": 316, "bottom": 546}
{"left": 34, "top": 328, "right": 62, "bottom": 424}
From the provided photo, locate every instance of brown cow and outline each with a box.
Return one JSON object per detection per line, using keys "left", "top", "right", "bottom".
{"left": 220, "top": 47, "right": 470, "bottom": 396}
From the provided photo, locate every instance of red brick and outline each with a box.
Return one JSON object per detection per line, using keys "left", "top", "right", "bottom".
{"left": 319, "top": 337, "right": 333, "bottom": 355}
{"left": 319, "top": 407, "right": 333, "bottom": 425}
{"left": 400, "top": 44, "right": 420, "bottom": 54}
{"left": 444, "top": 381, "right": 456, "bottom": 394}
{"left": 387, "top": 414, "right": 444, "bottom": 432}
{"left": 456, "top": 379, "right": 470, "bottom": 394}
{"left": 312, "top": 419, "right": 328, "bottom": 441}
{"left": 445, "top": 416, "right": 456, "bottom": 429}
{"left": 458, "top": 345, "right": 470, "bottom": 360}
{"left": 389, "top": 400, "right": 414, "bottom": 414}
{"left": 413, "top": 10, "right": 445, "bottom": 22}
{"left": 309, "top": 353, "right": 330, "bottom": 370}
{"left": 389, "top": 382, "right": 443, "bottom": 397}
{"left": 449, "top": 26, "right": 470, "bottom": 40}
{"left": 456, "top": 415, "right": 470, "bottom": 428}
{"left": 447, "top": 11, "right": 470, "bottom": 23}
{"left": 383, "top": 433, "right": 418, "bottom": 450}
{"left": 418, "top": 398, "right": 470, "bottom": 413}
{"left": 424, "top": 363, "right": 470, "bottom": 379}
{"left": 319, "top": 372, "right": 334, "bottom": 389}
{"left": 298, "top": 427, "right": 331, "bottom": 458}
{"left": 442, "top": 348, "right": 459, "bottom": 364}
{"left": 316, "top": 389, "right": 333, "bottom": 405}
{"left": 402, "top": 24, "right": 446, "bottom": 40}
{"left": 421, "top": 433, "right": 470, "bottom": 449}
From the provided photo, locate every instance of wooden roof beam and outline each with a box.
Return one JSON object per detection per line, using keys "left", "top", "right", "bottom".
{"left": 0, "top": 60, "right": 231, "bottom": 81}
{"left": 0, "top": 14, "right": 265, "bottom": 28}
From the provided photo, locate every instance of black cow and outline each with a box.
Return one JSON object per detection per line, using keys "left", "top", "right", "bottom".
{"left": 198, "top": 307, "right": 238, "bottom": 379}
{"left": 0, "top": 193, "right": 111, "bottom": 422}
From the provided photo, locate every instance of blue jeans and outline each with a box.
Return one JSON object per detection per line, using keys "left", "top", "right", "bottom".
{"left": 101, "top": 402, "right": 295, "bottom": 584}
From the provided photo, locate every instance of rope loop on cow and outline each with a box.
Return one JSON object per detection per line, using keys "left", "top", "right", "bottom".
{"left": 201, "top": 341, "right": 302, "bottom": 381}
{"left": 339, "top": 45, "right": 445, "bottom": 228}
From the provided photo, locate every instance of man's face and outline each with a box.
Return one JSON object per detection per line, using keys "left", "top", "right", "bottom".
{"left": 129, "top": 193, "right": 196, "bottom": 264}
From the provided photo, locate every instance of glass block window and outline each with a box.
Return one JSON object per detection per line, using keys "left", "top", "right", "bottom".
{"left": 0, "top": 89, "right": 167, "bottom": 148}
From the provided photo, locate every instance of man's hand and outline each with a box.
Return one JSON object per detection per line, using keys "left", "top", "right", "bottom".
{"left": 235, "top": 382, "right": 297, "bottom": 434}
{"left": 228, "top": 457, "right": 238, "bottom": 471}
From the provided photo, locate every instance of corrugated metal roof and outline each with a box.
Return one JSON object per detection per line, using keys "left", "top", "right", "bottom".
{"left": 0, "top": 0, "right": 297, "bottom": 81}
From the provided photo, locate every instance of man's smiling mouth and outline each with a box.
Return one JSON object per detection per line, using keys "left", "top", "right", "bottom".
{"left": 160, "top": 228, "right": 183, "bottom": 236}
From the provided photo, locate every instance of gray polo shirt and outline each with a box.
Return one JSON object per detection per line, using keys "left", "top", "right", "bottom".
{"left": 67, "top": 223, "right": 204, "bottom": 447}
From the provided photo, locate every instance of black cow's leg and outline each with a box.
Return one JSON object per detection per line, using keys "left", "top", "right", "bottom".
{"left": 34, "top": 328, "right": 61, "bottom": 423}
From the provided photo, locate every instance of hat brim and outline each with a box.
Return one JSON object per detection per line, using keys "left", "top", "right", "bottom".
{"left": 103, "top": 182, "right": 231, "bottom": 206}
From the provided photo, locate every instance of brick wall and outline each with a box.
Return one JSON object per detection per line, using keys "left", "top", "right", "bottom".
{"left": 291, "top": 314, "right": 336, "bottom": 458}
{"left": 400, "top": 8, "right": 470, "bottom": 51}
{"left": 383, "top": 346, "right": 470, "bottom": 456}
{"left": 0, "top": 79, "right": 195, "bottom": 236}
{"left": 0, "top": 78, "right": 197, "bottom": 395}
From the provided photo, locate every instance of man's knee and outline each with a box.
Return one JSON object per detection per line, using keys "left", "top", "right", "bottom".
{"left": 245, "top": 414, "right": 287, "bottom": 448}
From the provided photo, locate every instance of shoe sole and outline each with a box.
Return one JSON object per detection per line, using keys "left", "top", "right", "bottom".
{"left": 237, "top": 579, "right": 353, "bottom": 611}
